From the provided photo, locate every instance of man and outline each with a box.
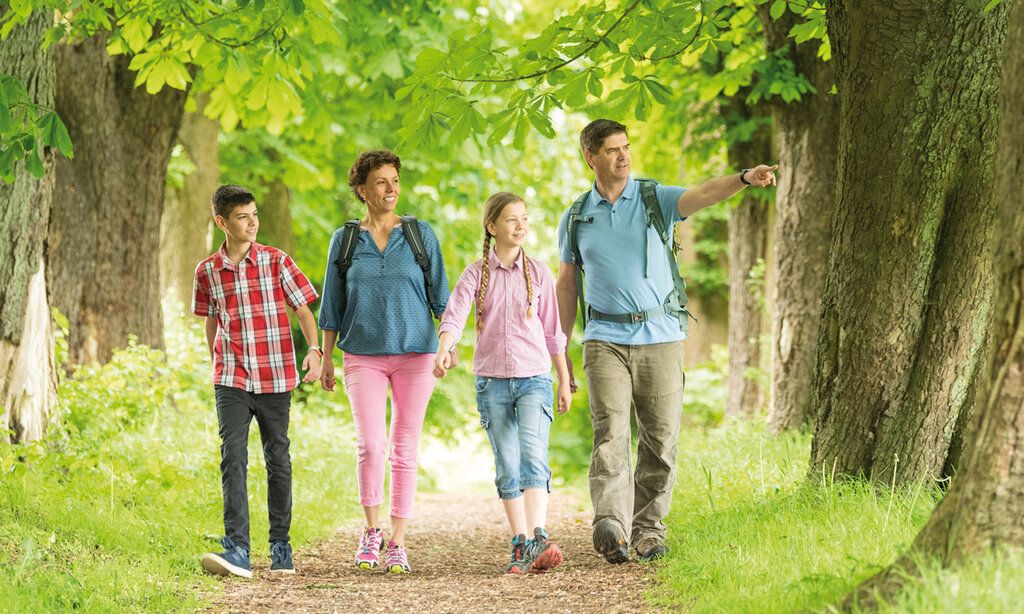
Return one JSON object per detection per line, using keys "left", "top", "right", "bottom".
{"left": 556, "top": 119, "right": 776, "bottom": 563}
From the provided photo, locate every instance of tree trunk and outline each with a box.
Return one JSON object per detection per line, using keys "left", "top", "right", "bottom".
{"left": 49, "top": 35, "right": 188, "bottom": 364}
{"left": 809, "top": 1, "right": 1007, "bottom": 485}
{"left": 159, "top": 100, "right": 217, "bottom": 310}
{"left": 257, "top": 177, "right": 294, "bottom": 255}
{"left": 724, "top": 100, "right": 773, "bottom": 416}
{"left": 847, "top": 3, "right": 1023, "bottom": 606}
{"left": 0, "top": 8, "right": 58, "bottom": 443}
{"left": 759, "top": 8, "right": 839, "bottom": 433}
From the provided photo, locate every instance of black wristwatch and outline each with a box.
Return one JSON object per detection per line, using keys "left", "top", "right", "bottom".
{"left": 739, "top": 168, "right": 752, "bottom": 185}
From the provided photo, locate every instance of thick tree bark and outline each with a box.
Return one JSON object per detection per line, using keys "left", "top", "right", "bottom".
{"left": 760, "top": 9, "right": 839, "bottom": 433}
{"left": 846, "top": 3, "right": 1023, "bottom": 606}
{"left": 159, "top": 101, "right": 217, "bottom": 309}
{"left": 257, "top": 177, "right": 294, "bottom": 255}
{"left": 0, "top": 8, "right": 58, "bottom": 443}
{"left": 724, "top": 100, "right": 773, "bottom": 416}
{"left": 809, "top": 2, "right": 1007, "bottom": 485}
{"left": 49, "top": 35, "right": 188, "bottom": 364}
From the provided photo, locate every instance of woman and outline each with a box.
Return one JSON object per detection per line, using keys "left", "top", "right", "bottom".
{"left": 319, "top": 149, "right": 449, "bottom": 574}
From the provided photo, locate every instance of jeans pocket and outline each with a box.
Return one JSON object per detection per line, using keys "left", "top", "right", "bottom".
{"left": 540, "top": 403, "right": 554, "bottom": 423}
{"left": 474, "top": 377, "right": 490, "bottom": 393}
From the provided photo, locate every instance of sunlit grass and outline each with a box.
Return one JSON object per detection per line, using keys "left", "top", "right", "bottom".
{"left": 649, "top": 418, "right": 1024, "bottom": 613}
{"left": 0, "top": 319, "right": 359, "bottom": 611}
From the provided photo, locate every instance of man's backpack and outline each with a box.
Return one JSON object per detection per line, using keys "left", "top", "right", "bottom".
{"left": 334, "top": 215, "right": 438, "bottom": 319}
{"left": 566, "top": 179, "right": 691, "bottom": 332}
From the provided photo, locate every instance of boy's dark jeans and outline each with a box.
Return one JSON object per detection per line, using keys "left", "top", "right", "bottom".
{"left": 214, "top": 385, "right": 292, "bottom": 551}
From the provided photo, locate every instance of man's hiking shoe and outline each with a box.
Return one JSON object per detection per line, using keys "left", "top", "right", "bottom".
{"left": 592, "top": 519, "right": 629, "bottom": 564}
{"left": 383, "top": 540, "right": 411, "bottom": 574}
{"left": 355, "top": 527, "right": 384, "bottom": 570}
{"left": 635, "top": 537, "right": 669, "bottom": 562}
{"left": 524, "top": 527, "right": 563, "bottom": 573}
{"left": 201, "top": 537, "right": 252, "bottom": 579}
{"left": 505, "top": 534, "right": 529, "bottom": 574}
{"left": 270, "top": 540, "right": 295, "bottom": 574}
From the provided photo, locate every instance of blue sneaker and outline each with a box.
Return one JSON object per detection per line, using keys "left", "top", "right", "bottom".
{"left": 202, "top": 537, "right": 252, "bottom": 579}
{"left": 270, "top": 540, "right": 295, "bottom": 574}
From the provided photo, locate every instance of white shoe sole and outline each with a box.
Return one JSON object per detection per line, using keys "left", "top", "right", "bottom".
{"left": 269, "top": 567, "right": 296, "bottom": 574}
{"left": 202, "top": 553, "right": 253, "bottom": 579}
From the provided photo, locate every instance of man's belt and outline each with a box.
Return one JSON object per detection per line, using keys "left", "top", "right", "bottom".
{"left": 586, "top": 304, "right": 673, "bottom": 324}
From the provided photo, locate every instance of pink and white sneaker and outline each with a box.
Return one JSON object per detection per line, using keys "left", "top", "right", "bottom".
{"left": 354, "top": 527, "right": 383, "bottom": 570}
{"left": 383, "top": 540, "right": 411, "bottom": 574}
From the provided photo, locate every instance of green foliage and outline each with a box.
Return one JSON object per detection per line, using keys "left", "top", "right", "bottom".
{"left": 396, "top": 0, "right": 828, "bottom": 150}
{"left": 651, "top": 420, "right": 944, "bottom": 612}
{"left": 0, "top": 316, "right": 359, "bottom": 611}
{"left": 0, "top": 73, "right": 72, "bottom": 183}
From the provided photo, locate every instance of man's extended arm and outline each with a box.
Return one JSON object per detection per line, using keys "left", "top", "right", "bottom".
{"left": 677, "top": 164, "right": 778, "bottom": 217}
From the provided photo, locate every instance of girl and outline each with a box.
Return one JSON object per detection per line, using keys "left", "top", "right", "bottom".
{"left": 319, "top": 149, "right": 450, "bottom": 574}
{"left": 434, "top": 192, "right": 572, "bottom": 574}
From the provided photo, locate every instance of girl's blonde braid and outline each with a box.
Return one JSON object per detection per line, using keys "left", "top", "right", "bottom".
{"left": 476, "top": 234, "right": 492, "bottom": 327}
{"left": 521, "top": 248, "right": 534, "bottom": 319}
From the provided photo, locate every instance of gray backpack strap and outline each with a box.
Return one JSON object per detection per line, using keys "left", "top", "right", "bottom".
{"left": 399, "top": 215, "right": 438, "bottom": 317}
{"left": 566, "top": 191, "right": 593, "bottom": 323}
{"left": 637, "top": 179, "right": 691, "bottom": 331}
{"left": 334, "top": 219, "right": 362, "bottom": 316}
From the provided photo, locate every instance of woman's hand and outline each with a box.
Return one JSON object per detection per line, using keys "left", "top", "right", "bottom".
{"left": 320, "top": 357, "right": 336, "bottom": 391}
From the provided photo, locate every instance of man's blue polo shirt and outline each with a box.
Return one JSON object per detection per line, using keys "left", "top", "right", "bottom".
{"left": 557, "top": 177, "right": 687, "bottom": 345}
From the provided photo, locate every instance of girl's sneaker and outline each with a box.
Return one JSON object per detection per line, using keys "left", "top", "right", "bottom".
{"left": 354, "top": 527, "right": 383, "bottom": 570}
{"left": 505, "top": 534, "right": 529, "bottom": 574}
{"left": 383, "top": 540, "right": 411, "bottom": 574}
{"left": 524, "top": 527, "right": 563, "bottom": 573}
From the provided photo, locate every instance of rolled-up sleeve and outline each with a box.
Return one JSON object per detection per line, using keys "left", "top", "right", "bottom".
{"left": 421, "top": 221, "right": 450, "bottom": 317}
{"left": 437, "top": 264, "right": 480, "bottom": 345}
{"left": 280, "top": 253, "right": 318, "bottom": 309}
{"left": 318, "top": 230, "right": 344, "bottom": 331}
{"left": 192, "top": 265, "right": 213, "bottom": 317}
{"left": 536, "top": 262, "right": 567, "bottom": 355}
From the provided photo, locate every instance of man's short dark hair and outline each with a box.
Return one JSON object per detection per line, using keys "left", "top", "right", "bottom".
{"left": 580, "top": 119, "right": 628, "bottom": 154}
{"left": 211, "top": 185, "right": 255, "bottom": 218}
{"left": 348, "top": 149, "right": 402, "bottom": 203}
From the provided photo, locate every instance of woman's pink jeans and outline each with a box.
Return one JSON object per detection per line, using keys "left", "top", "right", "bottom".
{"left": 342, "top": 352, "right": 436, "bottom": 519}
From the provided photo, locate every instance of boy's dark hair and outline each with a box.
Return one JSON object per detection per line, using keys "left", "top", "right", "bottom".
{"left": 211, "top": 185, "right": 256, "bottom": 218}
{"left": 580, "top": 119, "right": 628, "bottom": 154}
{"left": 348, "top": 149, "right": 401, "bottom": 203}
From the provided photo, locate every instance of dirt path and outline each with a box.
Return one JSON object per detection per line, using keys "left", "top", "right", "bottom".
{"left": 206, "top": 491, "right": 659, "bottom": 613}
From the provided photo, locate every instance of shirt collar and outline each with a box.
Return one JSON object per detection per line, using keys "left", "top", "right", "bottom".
{"left": 488, "top": 246, "right": 524, "bottom": 271}
{"left": 216, "top": 241, "right": 261, "bottom": 270}
{"left": 590, "top": 176, "right": 638, "bottom": 207}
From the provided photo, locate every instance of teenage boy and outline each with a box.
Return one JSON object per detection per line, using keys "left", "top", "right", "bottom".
{"left": 192, "top": 184, "right": 322, "bottom": 578}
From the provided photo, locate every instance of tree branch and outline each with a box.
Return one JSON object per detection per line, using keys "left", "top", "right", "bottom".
{"left": 446, "top": 0, "right": 644, "bottom": 84}
{"left": 640, "top": 0, "right": 708, "bottom": 62}
{"left": 178, "top": 5, "right": 282, "bottom": 49}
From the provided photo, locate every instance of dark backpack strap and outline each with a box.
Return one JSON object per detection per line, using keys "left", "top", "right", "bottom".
{"left": 334, "top": 219, "right": 362, "bottom": 316}
{"left": 399, "top": 215, "right": 438, "bottom": 318}
{"left": 566, "top": 191, "right": 593, "bottom": 324}
{"left": 637, "top": 179, "right": 691, "bottom": 331}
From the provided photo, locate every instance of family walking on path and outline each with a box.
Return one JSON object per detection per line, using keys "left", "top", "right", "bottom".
{"left": 190, "top": 119, "right": 778, "bottom": 581}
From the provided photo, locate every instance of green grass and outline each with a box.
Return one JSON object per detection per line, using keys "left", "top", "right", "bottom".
{"left": 0, "top": 320, "right": 359, "bottom": 612}
{"left": 650, "top": 418, "right": 1024, "bottom": 613}
{"left": 651, "top": 419, "right": 941, "bottom": 613}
